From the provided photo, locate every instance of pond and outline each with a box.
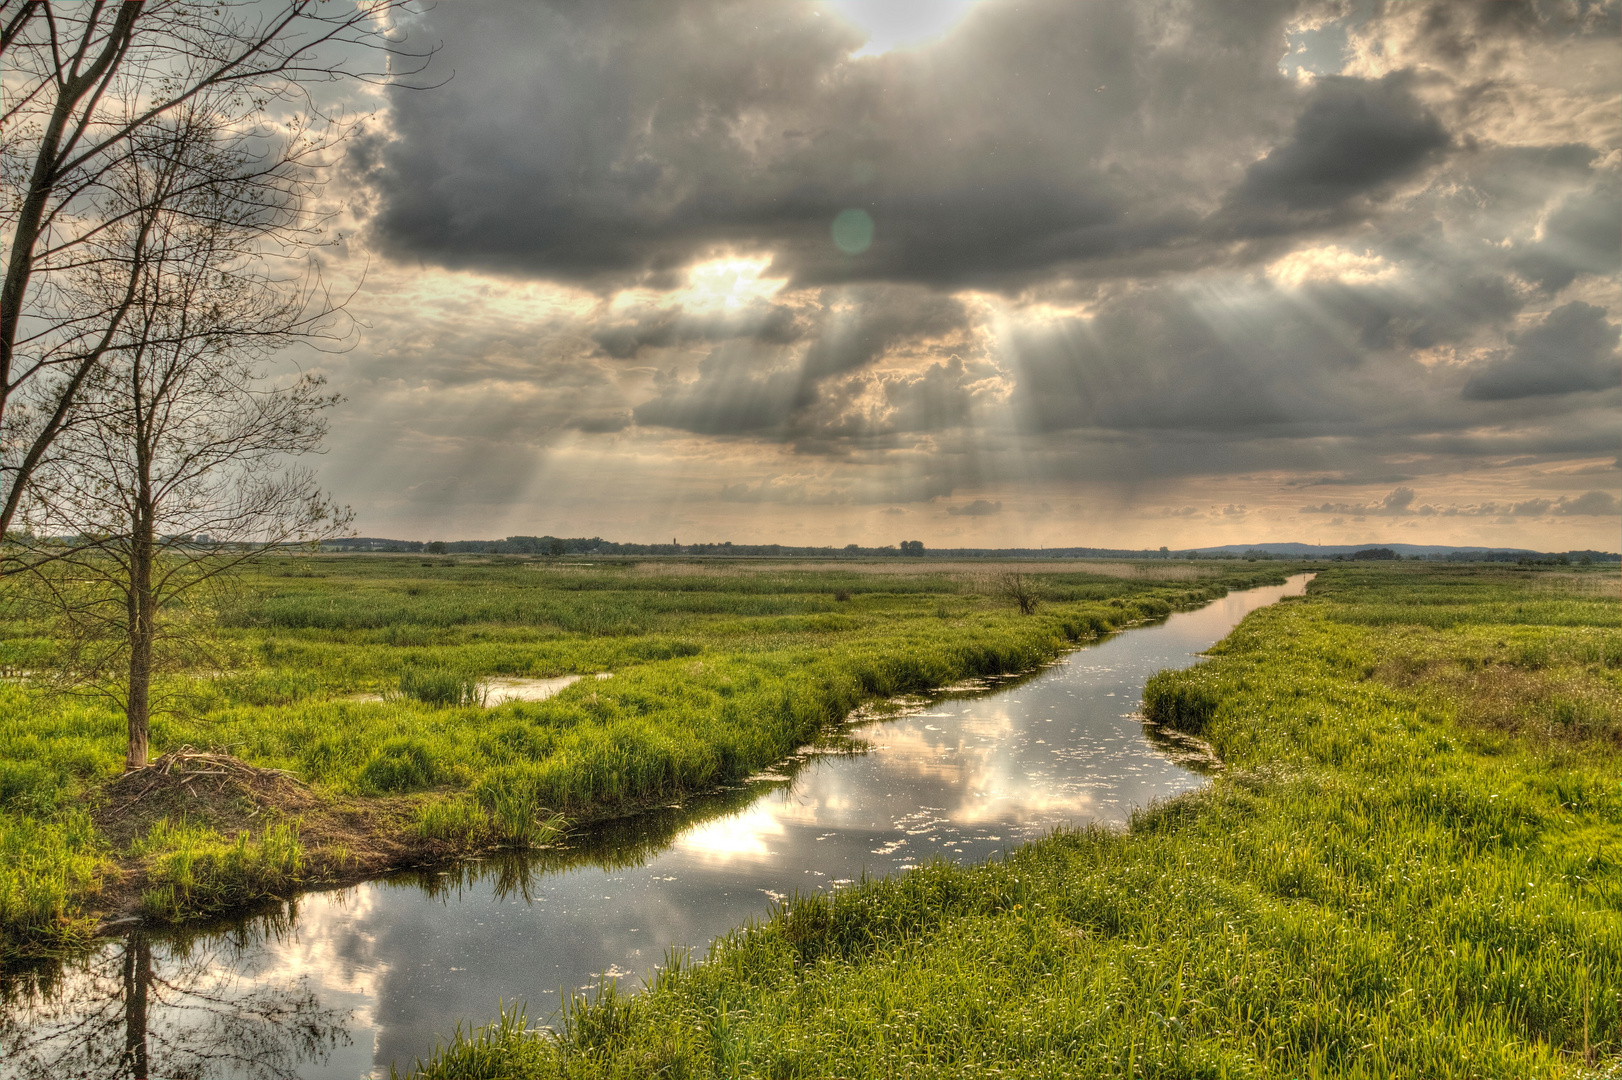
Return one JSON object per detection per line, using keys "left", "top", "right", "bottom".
{"left": 0, "top": 574, "right": 1310, "bottom": 1080}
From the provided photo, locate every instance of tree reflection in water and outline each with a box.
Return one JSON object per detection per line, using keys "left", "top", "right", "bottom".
{"left": 0, "top": 910, "right": 351, "bottom": 1080}
{"left": 0, "top": 779, "right": 781, "bottom": 1080}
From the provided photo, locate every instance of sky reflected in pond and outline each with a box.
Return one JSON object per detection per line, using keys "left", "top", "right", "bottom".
{"left": 0, "top": 576, "right": 1308, "bottom": 1079}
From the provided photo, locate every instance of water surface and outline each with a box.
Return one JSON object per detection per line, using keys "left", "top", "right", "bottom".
{"left": 0, "top": 575, "right": 1308, "bottom": 1079}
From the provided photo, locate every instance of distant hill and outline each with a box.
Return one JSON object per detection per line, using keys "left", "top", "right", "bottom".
{"left": 1191, "top": 542, "right": 1537, "bottom": 557}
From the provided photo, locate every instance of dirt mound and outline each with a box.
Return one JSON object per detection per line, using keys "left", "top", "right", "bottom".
{"left": 95, "top": 747, "right": 320, "bottom": 848}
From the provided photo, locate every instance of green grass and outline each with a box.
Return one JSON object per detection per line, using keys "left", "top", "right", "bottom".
{"left": 393, "top": 667, "right": 491, "bottom": 708}
{"left": 405, "top": 564, "right": 1621, "bottom": 1079}
{"left": 131, "top": 818, "right": 305, "bottom": 920}
{"left": 0, "top": 555, "right": 1279, "bottom": 955}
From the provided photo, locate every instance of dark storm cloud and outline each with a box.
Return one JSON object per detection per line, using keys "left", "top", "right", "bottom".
{"left": 1307, "top": 269, "right": 1519, "bottom": 353}
{"left": 870, "top": 356, "right": 997, "bottom": 435}
{"left": 362, "top": 0, "right": 1313, "bottom": 288}
{"left": 1462, "top": 302, "right": 1621, "bottom": 401}
{"left": 1226, "top": 73, "right": 1449, "bottom": 220}
{"left": 631, "top": 340, "right": 799, "bottom": 435}
{"left": 798, "top": 292, "right": 967, "bottom": 380}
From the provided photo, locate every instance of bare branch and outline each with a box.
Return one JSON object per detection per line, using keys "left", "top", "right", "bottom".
{"left": 0, "top": 1, "right": 430, "bottom": 540}
{"left": 10, "top": 101, "right": 354, "bottom": 769}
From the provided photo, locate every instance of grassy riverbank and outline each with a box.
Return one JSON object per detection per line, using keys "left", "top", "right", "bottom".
{"left": 412, "top": 564, "right": 1621, "bottom": 1079}
{"left": 0, "top": 557, "right": 1282, "bottom": 957}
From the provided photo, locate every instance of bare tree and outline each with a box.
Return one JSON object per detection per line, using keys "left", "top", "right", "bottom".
{"left": 15, "top": 103, "right": 352, "bottom": 770}
{"left": 993, "top": 570, "right": 1041, "bottom": 615}
{"left": 0, "top": 1, "right": 427, "bottom": 548}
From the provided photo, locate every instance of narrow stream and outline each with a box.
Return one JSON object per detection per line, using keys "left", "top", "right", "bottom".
{"left": 0, "top": 575, "right": 1310, "bottom": 1080}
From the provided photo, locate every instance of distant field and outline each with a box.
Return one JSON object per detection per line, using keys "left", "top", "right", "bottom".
{"left": 411, "top": 563, "right": 1621, "bottom": 1080}
{"left": 615, "top": 559, "right": 1227, "bottom": 580}
{"left": 0, "top": 556, "right": 1284, "bottom": 955}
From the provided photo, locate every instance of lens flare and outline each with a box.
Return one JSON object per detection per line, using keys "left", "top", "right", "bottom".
{"left": 831, "top": 208, "right": 875, "bottom": 255}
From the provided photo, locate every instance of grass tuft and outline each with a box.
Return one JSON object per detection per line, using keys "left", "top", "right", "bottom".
{"left": 133, "top": 818, "right": 304, "bottom": 921}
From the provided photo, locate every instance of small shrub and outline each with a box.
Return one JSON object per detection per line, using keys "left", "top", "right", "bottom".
{"left": 993, "top": 571, "right": 1040, "bottom": 615}
{"left": 0, "top": 811, "right": 103, "bottom": 953}
{"left": 0, "top": 760, "right": 58, "bottom": 814}
{"left": 472, "top": 764, "right": 565, "bottom": 845}
{"left": 1516, "top": 641, "right": 1550, "bottom": 670}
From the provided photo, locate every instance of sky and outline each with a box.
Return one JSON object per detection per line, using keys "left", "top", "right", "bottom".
{"left": 300, "top": 0, "right": 1620, "bottom": 549}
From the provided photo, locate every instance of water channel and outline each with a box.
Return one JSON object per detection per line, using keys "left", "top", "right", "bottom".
{"left": 0, "top": 574, "right": 1310, "bottom": 1079}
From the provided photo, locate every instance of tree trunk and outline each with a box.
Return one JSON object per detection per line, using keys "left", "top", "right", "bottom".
{"left": 125, "top": 514, "right": 155, "bottom": 771}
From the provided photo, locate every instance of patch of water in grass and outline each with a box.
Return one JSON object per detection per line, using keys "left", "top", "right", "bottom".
{"left": 346, "top": 672, "right": 611, "bottom": 705}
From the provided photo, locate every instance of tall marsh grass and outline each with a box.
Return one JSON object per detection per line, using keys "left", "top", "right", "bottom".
{"left": 0, "top": 556, "right": 1282, "bottom": 950}
{"left": 408, "top": 564, "right": 1622, "bottom": 1079}
{"left": 392, "top": 668, "right": 489, "bottom": 707}
{"left": 0, "top": 811, "right": 103, "bottom": 955}
{"left": 133, "top": 818, "right": 305, "bottom": 921}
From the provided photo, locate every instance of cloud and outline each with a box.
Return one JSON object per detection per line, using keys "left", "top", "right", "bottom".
{"left": 1302, "top": 486, "right": 1453, "bottom": 516}
{"left": 313, "top": 0, "right": 1622, "bottom": 548}
{"left": 1463, "top": 302, "right": 1620, "bottom": 401}
{"left": 1553, "top": 490, "right": 1621, "bottom": 516}
{"left": 1007, "top": 282, "right": 1361, "bottom": 436}
{"left": 946, "top": 499, "right": 1001, "bottom": 516}
{"left": 568, "top": 411, "right": 633, "bottom": 433}
{"left": 632, "top": 286, "right": 976, "bottom": 438}
{"left": 1511, "top": 174, "right": 1622, "bottom": 292}
{"left": 1301, "top": 485, "right": 1620, "bottom": 518}
{"left": 360, "top": 0, "right": 1314, "bottom": 289}
{"left": 593, "top": 302, "right": 803, "bottom": 359}
{"left": 1226, "top": 73, "right": 1449, "bottom": 220}
{"left": 714, "top": 470, "right": 955, "bottom": 505}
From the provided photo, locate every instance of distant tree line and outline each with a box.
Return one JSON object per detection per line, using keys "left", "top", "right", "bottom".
{"left": 325, "top": 536, "right": 1192, "bottom": 558}
{"left": 1327, "top": 548, "right": 1618, "bottom": 565}
{"left": 316, "top": 536, "right": 1620, "bottom": 563}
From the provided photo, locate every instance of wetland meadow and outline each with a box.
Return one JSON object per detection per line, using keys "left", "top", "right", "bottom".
{"left": 0, "top": 558, "right": 1616, "bottom": 1078}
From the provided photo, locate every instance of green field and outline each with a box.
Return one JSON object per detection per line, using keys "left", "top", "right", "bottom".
{"left": 0, "top": 555, "right": 1281, "bottom": 956}
{"left": 409, "top": 564, "right": 1622, "bottom": 1079}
